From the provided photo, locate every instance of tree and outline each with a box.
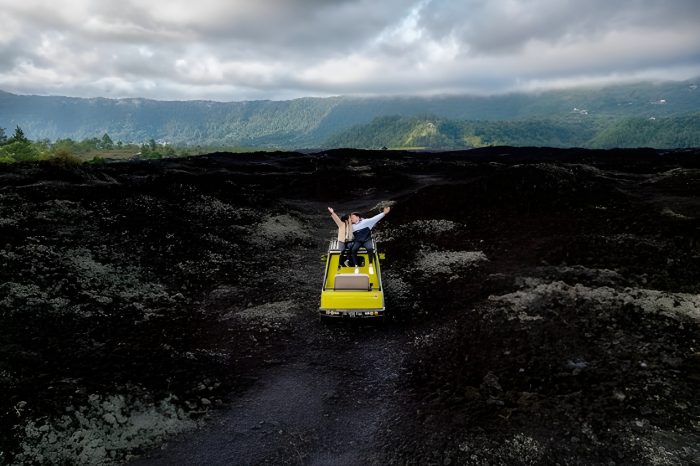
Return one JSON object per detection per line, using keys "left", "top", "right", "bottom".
{"left": 2, "top": 140, "right": 39, "bottom": 161}
{"left": 9, "top": 126, "right": 28, "bottom": 144}
{"left": 0, "top": 126, "right": 38, "bottom": 162}
{"left": 100, "top": 133, "right": 114, "bottom": 150}
{"left": 0, "top": 127, "right": 7, "bottom": 145}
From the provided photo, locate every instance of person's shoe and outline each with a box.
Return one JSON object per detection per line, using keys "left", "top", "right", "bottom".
{"left": 354, "top": 267, "right": 360, "bottom": 274}
{"left": 368, "top": 265, "right": 374, "bottom": 275}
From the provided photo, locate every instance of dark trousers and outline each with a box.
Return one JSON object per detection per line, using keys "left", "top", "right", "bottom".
{"left": 350, "top": 239, "right": 374, "bottom": 268}
{"left": 339, "top": 241, "right": 355, "bottom": 266}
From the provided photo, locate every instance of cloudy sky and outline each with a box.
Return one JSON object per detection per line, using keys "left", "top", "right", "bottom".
{"left": 0, "top": 0, "right": 699, "bottom": 102}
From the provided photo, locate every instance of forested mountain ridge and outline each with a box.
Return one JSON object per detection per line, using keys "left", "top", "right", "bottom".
{"left": 326, "top": 113, "right": 700, "bottom": 149}
{"left": 0, "top": 78, "right": 698, "bottom": 148}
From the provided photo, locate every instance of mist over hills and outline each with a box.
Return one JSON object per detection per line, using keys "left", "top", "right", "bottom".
{"left": 0, "top": 78, "right": 698, "bottom": 149}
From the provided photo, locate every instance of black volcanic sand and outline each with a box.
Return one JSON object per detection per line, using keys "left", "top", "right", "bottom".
{"left": 0, "top": 148, "right": 698, "bottom": 465}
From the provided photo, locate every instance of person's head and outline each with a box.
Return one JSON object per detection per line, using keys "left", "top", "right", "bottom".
{"left": 340, "top": 214, "right": 349, "bottom": 223}
{"left": 350, "top": 212, "right": 362, "bottom": 224}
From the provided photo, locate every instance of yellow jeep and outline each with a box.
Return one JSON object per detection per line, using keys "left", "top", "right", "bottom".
{"left": 319, "top": 239, "right": 385, "bottom": 318}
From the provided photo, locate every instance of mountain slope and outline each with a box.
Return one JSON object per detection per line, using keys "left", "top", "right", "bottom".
{"left": 589, "top": 114, "right": 700, "bottom": 148}
{"left": 325, "top": 114, "right": 700, "bottom": 149}
{"left": 0, "top": 78, "right": 698, "bottom": 147}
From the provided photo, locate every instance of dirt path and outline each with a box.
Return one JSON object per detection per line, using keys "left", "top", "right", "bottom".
{"left": 131, "top": 199, "right": 408, "bottom": 465}
{"left": 131, "top": 329, "right": 405, "bottom": 465}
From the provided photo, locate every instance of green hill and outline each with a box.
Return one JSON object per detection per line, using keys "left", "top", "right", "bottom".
{"left": 1, "top": 78, "right": 699, "bottom": 148}
{"left": 325, "top": 114, "right": 700, "bottom": 149}
{"left": 589, "top": 114, "right": 700, "bottom": 148}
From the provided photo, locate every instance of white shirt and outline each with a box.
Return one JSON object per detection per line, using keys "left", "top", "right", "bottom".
{"left": 351, "top": 212, "right": 385, "bottom": 231}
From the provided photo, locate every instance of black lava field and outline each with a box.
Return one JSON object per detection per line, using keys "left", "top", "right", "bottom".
{"left": 0, "top": 147, "right": 698, "bottom": 465}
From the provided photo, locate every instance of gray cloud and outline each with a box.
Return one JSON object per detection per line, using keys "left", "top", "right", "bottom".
{"left": 0, "top": 0, "right": 698, "bottom": 100}
{"left": 417, "top": 0, "right": 700, "bottom": 52}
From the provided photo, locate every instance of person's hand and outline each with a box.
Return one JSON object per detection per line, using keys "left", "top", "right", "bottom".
{"left": 328, "top": 207, "right": 334, "bottom": 214}
{"left": 383, "top": 206, "right": 391, "bottom": 214}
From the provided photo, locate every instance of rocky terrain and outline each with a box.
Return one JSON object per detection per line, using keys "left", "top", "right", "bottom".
{"left": 0, "top": 147, "right": 698, "bottom": 465}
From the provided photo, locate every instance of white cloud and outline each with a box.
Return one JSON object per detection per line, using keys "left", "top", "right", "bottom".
{"left": 0, "top": 0, "right": 697, "bottom": 100}
{"left": 138, "top": 47, "right": 154, "bottom": 58}
{"left": 299, "top": 54, "right": 381, "bottom": 87}
{"left": 175, "top": 57, "right": 225, "bottom": 84}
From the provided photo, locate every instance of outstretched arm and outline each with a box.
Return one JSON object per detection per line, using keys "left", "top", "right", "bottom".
{"left": 327, "top": 207, "right": 343, "bottom": 228}
{"left": 353, "top": 210, "right": 387, "bottom": 231}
